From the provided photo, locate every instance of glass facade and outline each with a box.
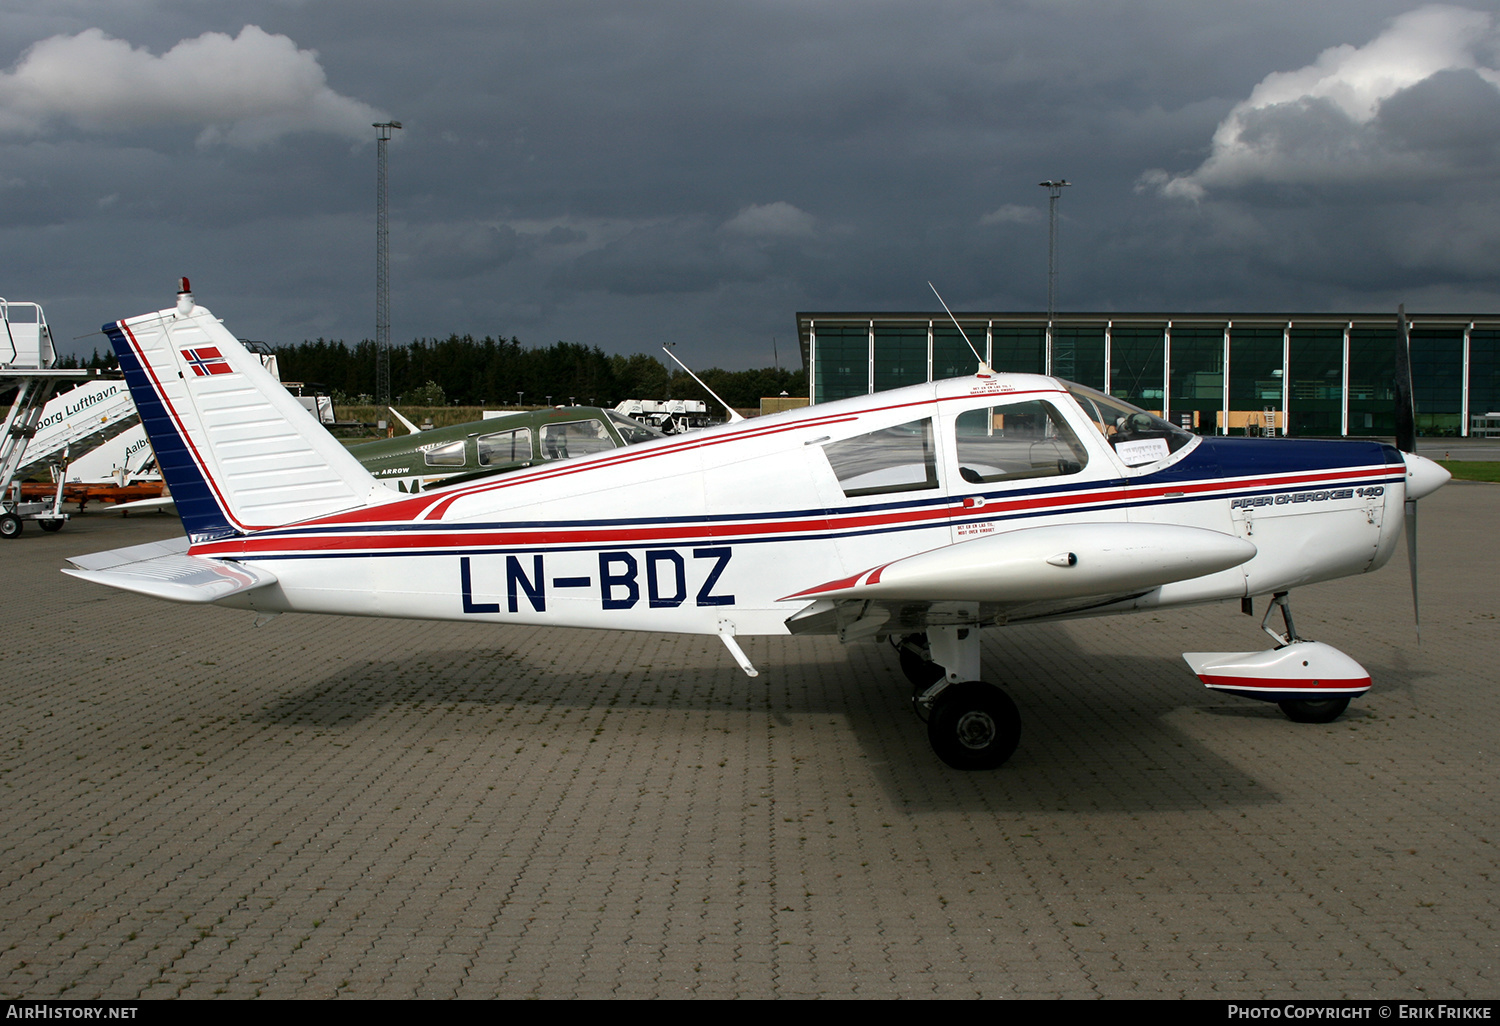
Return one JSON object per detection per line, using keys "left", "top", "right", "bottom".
{"left": 1410, "top": 327, "right": 1462, "bottom": 434}
{"left": 1229, "top": 326, "right": 1284, "bottom": 435}
{"left": 1348, "top": 327, "right": 1397, "bottom": 436}
{"left": 1287, "top": 327, "right": 1342, "bottom": 437}
{"left": 872, "top": 324, "right": 928, "bottom": 394}
{"left": 1110, "top": 325, "right": 1166, "bottom": 409}
{"left": 991, "top": 326, "right": 1045, "bottom": 376}
{"left": 1473, "top": 330, "right": 1500, "bottom": 421}
{"left": 1168, "top": 325, "right": 1223, "bottom": 432}
{"left": 934, "top": 324, "right": 984, "bottom": 381}
{"left": 811, "top": 324, "right": 868, "bottom": 405}
{"left": 1053, "top": 325, "right": 1105, "bottom": 390}
{"left": 804, "top": 314, "right": 1500, "bottom": 437}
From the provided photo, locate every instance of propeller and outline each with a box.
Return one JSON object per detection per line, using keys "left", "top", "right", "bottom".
{"left": 1395, "top": 305, "right": 1420, "bottom": 641}
{"left": 1393, "top": 305, "right": 1452, "bottom": 643}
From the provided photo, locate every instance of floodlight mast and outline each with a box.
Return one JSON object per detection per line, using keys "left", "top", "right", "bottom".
{"left": 374, "top": 121, "right": 402, "bottom": 407}
{"left": 1039, "top": 179, "right": 1070, "bottom": 375}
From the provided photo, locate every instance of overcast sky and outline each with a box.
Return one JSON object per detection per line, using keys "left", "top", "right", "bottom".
{"left": 1, "top": 1, "right": 1497, "bottom": 367}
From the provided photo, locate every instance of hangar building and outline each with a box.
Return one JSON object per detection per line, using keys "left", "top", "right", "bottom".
{"left": 796, "top": 312, "right": 1500, "bottom": 437}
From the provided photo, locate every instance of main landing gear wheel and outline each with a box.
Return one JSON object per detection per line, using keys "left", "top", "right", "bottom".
{"left": 1278, "top": 697, "right": 1351, "bottom": 724}
{"left": 897, "top": 633, "right": 943, "bottom": 691}
{"left": 927, "top": 682, "right": 1021, "bottom": 771}
{"left": 0, "top": 513, "right": 21, "bottom": 539}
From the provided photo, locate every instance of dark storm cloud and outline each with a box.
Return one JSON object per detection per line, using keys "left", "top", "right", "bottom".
{"left": 0, "top": 0, "right": 1490, "bottom": 367}
{"left": 1148, "top": 5, "right": 1500, "bottom": 195}
{"left": 1138, "top": 5, "right": 1500, "bottom": 312}
{"left": 565, "top": 219, "right": 771, "bottom": 297}
{"left": 1378, "top": 68, "right": 1500, "bottom": 167}
{"left": 402, "top": 221, "right": 527, "bottom": 281}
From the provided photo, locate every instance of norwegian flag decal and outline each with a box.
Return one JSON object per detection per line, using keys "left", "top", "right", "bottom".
{"left": 182, "top": 346, "right": 233, "bottom": 377}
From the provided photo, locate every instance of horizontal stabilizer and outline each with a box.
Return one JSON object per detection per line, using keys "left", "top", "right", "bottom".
{"left": 65, "top": 535, "right": 189, "bottom": 571}
{"left": 63, "top": 542, "right": 276, "bottom": 605}
{"left": 109, "top": 495, "right": 178, "bottom": 515}
{"left": 781, "top": 523, "right": 1255, "bottom": 605}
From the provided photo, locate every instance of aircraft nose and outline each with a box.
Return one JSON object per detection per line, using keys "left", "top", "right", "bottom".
{"left": 1404, "top": 452, "right": 1451, "bottom": 501}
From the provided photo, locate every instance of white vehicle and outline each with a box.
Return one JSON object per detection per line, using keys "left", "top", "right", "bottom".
{"left": 64, "top": 287, "right": 1448, "bottom": 769}
{"left": 614, "top": 398, "right": 713, "bottom": 434}
{"left": 54, "top": 423, "right": 157, "bottom": 487}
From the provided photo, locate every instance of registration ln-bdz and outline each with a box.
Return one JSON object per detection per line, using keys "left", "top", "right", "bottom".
{"left": 63, "top": 287, "right": 1450, "bottom": 769}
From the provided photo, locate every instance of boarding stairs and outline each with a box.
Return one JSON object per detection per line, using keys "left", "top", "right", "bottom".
{"left": 0, "top": 300, "right": 91, "bottom": 537}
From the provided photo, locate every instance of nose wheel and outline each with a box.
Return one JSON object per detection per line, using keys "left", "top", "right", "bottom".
{"left": 1278, "top": 696, "right": 1351, "bottom": 723}
{"left": 1258, "top": 592, "right": 1355, "bottom": 725}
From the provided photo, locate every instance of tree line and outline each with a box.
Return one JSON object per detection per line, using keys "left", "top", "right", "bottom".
{"left": 69, "top": 335, "right": 807, "bottom": 411}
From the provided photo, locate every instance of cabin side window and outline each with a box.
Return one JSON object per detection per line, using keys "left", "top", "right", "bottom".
{"left": 953, "top": 400, "right": 1088, "bottom": 484}
{"left": 423, "top": 439, "right": 467, "bottom": 467}
{"left": 823, "top": 418, "right": 939, "bottom": 498}
{"left": 477, "top": 427, "right": 532, "bottom": 466}
{"left": 539, "top": 419, "right": 615, "bottom": 460}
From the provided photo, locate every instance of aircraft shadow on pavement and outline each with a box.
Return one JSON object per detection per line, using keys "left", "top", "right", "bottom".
{"left": 250, "top": 623, "right": 1299, "bottom": 813}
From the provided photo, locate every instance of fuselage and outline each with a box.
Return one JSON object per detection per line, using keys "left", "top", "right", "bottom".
{"left": 187, "top": 373, "right": 1411, "bottom": 638}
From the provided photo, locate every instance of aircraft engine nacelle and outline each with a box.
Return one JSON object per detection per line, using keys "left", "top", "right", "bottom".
{"left": 1182, "top": 642, "right": 1372, "bottom": 703}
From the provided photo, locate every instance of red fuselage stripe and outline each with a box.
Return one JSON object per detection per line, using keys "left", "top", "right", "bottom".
{"left": 191, "top": 461, "right": 1400, "bottom": 558}
{"left": 1198, "top": 674, "right": 1371, "bottom": 692}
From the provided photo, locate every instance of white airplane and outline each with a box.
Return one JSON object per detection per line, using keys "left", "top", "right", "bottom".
{"left": 62, "top": 286, "right": 1450, "bottom": 769}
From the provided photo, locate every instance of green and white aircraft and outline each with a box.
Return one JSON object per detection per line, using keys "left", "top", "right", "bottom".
{"left": 116, "top": 405, "right": 666, "bottom": 512}
{"left": 352, "top": 406, "right": 666, "bottom": 494}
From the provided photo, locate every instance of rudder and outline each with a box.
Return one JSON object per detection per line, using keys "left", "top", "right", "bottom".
{"left": 106, "top": 285, "right": 387, "bottom": 541}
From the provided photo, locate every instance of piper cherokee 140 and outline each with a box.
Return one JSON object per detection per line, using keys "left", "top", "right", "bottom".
{"left": 62, "top": 286, "right": 1450, "bottom": 769}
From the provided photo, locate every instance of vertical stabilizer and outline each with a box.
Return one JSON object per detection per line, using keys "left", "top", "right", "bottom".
{"left": 105, "top": 288, "right": 388, "bottom": 541}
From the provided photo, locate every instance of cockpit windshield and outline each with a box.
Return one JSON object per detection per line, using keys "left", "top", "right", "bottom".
{"left": 1062, "top": 382, "right": 1195, "bottom": 467}
{"left": 606, "top": 410, "right": 668, "bottom": 445}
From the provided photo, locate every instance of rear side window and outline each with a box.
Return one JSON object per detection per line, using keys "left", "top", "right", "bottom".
{"left": 824, "top": 419, "right": 939, "bottom": 498}
{"left": 423, "top": 439, "right": 467, "bottom": 467}
{"left": 954, "top": 401, "right": 1088, "bottom": 484}
{"left": 477, "top": 427, "right": 531, "bottom": 466}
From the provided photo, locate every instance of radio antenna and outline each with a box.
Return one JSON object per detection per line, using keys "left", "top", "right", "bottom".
{"left": 928, "top": 282, "right": 992, "bottom": 374}
{"left": 662, "top": 344, "right": 745, "bottom": 423}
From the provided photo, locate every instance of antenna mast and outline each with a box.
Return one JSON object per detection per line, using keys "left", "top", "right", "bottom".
{"left": 927, "top": 282, "right": 991, "bottom": 374}
{"left": 662, "top": 345, "right": 745, "bottom": 423}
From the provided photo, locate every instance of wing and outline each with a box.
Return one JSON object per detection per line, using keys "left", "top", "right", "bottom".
{"left": 780, "top": 522, "right": 1255, "bottom": 638}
